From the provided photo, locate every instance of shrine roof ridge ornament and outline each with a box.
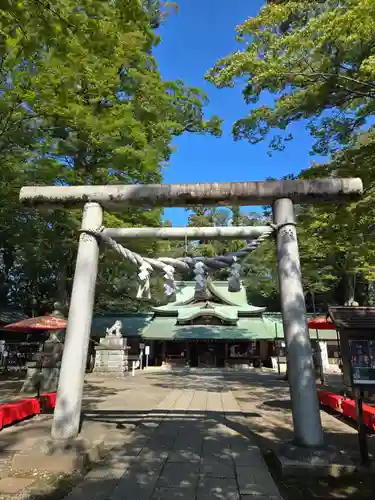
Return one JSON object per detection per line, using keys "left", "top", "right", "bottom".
{"left": 19, "top": 178, "right": 363, "bottom": 209}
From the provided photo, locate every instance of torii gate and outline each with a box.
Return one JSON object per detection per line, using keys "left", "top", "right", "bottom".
{"left": 20, "top": 178, "right": 362, "bottom": 453}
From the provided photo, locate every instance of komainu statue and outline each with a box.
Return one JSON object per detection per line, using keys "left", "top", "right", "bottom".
{"left": 106, "top": 320, "right": 123, "bottom": 337}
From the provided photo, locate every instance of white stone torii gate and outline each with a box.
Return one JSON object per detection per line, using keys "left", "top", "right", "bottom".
{"left": 20, "top": 178, "right": 362, "bottom": 453}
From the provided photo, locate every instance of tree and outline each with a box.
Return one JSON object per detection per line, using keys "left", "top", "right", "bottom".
{"left": 0, "top": 1, "right": 222, "bottom": 314}
{"left": 143, "top": 1, "right": 179, "bottom": 29}
{"left": 207, "top": 0, "right": 375, "bottom": 156}
{"left": 207, "top": 0, "right": 375, "bottom": 305}
{"left": 182, "top": 206, "right": 278, "bottom": 305}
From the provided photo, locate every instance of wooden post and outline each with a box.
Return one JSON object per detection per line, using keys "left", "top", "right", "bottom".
{"left": 354, "top": 388, "right": 370, "bottom": 466}
{"left": 315, "top": 328, "right": 326, "bottom": 385}
{"left": 185, "top": 341, "right": 190, "bottom": 366}
{"left": 162, "top": 341, "right": 166, "bottom": 363}
{"left": 275, "top": 323, "right": 281, "bottom": 375}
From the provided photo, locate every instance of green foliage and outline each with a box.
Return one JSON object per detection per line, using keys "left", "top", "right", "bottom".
{"left": 143, "top": 1, "right": 179, "bottom": 29}
{"left": 0, "top": 0, "right": 221, "bottom": 314}
{"left": 207, "top": 0, "right": 375, "bottom": 305}
{"left": 178, "top": 206, "right": 280, "bottom": 308}
{"left": 159, "top": 201, "right": 354, "bottom": 311}
{"left": 207, "top": 0, "right": 375, "bottom": 155}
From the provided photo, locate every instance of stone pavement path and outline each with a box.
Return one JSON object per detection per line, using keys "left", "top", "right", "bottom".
{"left": 63, "top": 374, "right": 283, "bottom": 500}
{"left": 3, "top": 369, "right": 375, "bottom": 499}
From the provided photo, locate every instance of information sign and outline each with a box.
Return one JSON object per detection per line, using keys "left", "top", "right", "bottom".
{"left": 349, "top": 339, "right": 375, "bottom": 385}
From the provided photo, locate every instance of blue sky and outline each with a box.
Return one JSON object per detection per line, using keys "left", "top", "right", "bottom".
{"left": 154, "top": 0, "right": 323, "bottom": 225}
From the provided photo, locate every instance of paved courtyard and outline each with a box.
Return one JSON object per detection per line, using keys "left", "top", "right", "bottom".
{"left": 65, "top": 370, "right": 283, "bottom": 500}
{"left": 1, "top": 369, "right": 375, "bottom": 499}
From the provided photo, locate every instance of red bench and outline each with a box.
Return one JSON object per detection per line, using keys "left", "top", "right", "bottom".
{"left": 0, "top": 393, "right": 57, "bottom": 431}
{"left": 363, "top": 404, "right": 375, "bottom": 431}
{"left": 317, "top": 390, "right": 343, "bottom": 411}
{"left": 341, "top": 399, "right": 356, "bottom": 420}
{"left": 40, "top": 392, "right": 56, "bottom": 410}
{"left": 0, "top": 398, "right": 40, "bottom": 429}
{"left": 341, "top": 398, "right": 375, "bottom": 431}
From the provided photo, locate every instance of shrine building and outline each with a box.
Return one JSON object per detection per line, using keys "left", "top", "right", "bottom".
{"left": 91, "top": 280, "right": 340, "bottom": 369}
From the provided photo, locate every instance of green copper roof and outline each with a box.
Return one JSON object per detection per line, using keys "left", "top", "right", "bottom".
{"left": 170, "top": 282, "right": 196, "bottom": 305}
{"left": 177, "top": 307, "right": 202, "bottom": 321}
{"left": 153, "top": 281, "right": 265, "bottom": 316}
{"left": 207, "top": 281, "right": 261, "bottom": 309}
{"left": 91, "top": 314, "right": 152, "bottom": 337}
{"left": 177, "top": 306, "right": 238, "bottom": 323}
{"left": 211, "top": 306, "right": 238, "bottom": 321}
{"left": 89, "top": 312, "right": 338, "bottom": 341}
{"left": 141, "top": 317, "right": 274, "bottom": 340}
{"left": 140, "top": 315, "right": 339, "bottom": 341}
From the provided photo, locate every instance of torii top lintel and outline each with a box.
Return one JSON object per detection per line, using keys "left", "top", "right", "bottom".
{"left": 19, "top": 178, "right": 363, "bottom": 209}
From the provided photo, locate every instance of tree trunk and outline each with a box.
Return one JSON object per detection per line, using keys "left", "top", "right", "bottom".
{"left": 368, "top": 281, "right": 375, "bottom": 306}
{"left": 0, "top": 244, "right": 14, "bottom": 306}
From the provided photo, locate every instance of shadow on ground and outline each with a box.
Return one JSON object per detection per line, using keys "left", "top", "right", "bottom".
{"left": 222, "top": 415, "right": 375, "bottom": 500}
{"left": 1, "top": 410, "right": 374, "bottom": 500}
{"left": 1, "top": 371, "right": 375, "bottom": 499}
{"left": 82, "top": 381, "right": 130, "bottom": 411}
{"left": 142, "top": 370, "right": 288, "bottom": 393}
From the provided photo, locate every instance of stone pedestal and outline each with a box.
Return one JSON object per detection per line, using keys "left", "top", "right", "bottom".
{"left": 12, "top": 438, "right": 105, "bottom": 474}
{"left": 93, "top": 336, "right": 130, "bottom": 377}
{"left": 22, "top": 365, "right": 61, "bottom": 394}
{"left": 273, "top": 441, "right": 356, "bottom": 478}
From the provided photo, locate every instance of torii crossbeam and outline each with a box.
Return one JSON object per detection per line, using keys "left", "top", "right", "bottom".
{"left": 20, "top": 178, "right": 362, "bottom": 208}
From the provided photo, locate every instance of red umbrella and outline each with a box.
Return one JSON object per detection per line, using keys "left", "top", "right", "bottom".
{"left": 4, "top": 315, "right": 67, "bottom": 331}
{"left": 308, "top": 316, "right": 336, "bottom": 330}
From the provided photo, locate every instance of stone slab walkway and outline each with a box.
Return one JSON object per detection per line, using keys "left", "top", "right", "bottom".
{"left": 3, "top": 368, "right": 374, "bottom": 499}
{"left": 62, "top": 374, "right": 283, "bottom": 500}
{"left": 6, "top": 368, "right": 370, "bottom": 500}
{"left": 0, "top": 370, "right": 375, "bottom": 500}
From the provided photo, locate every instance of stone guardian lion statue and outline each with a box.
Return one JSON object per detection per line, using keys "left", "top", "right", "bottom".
{"left": 105, "top": 320, "right": 122, "bottom": 337}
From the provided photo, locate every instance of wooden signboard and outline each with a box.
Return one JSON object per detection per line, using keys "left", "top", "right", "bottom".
{"left": 349, "top": 339, "right": 375, "bottom": 386}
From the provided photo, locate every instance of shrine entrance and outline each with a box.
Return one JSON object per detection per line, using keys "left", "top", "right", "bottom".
{"left": 20, "top": 178, "right": 362, "bottom": 455}
{"left": 190, "top": 341, "right": 226, "bottom": 368}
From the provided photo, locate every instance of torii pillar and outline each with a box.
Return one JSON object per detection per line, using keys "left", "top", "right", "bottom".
{"left": 273, "top": 198, "right": 323, "bottom": 448}
{"left": 52, "top": 202, "right": 103, "bottom": 440}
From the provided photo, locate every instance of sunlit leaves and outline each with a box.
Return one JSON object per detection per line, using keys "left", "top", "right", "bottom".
{"left": 0, "top": 0, "right": 221, "bottom": 313}
{"left": 206, "top": 0, "right": 375, "bottom": 302}
{"left": 207, "top": 0, "right": 375, "bottom": 154}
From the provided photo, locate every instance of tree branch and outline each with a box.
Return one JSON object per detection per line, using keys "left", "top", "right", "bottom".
{"left": 282, "top": 71, "right": 375, "bottom": 98}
